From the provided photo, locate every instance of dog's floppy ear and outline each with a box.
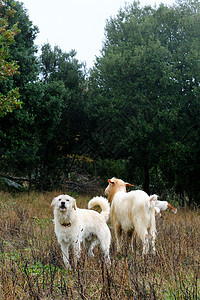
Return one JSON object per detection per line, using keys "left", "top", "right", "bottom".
{"left": 72, "top": 199, "right": 77, "bottom": 210}
{"left": 51, "top": 196, "right": 58, "bottom": 207}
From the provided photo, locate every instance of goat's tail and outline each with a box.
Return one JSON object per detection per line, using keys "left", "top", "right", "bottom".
{"left": 149, "top": 194, "right": 158, "bottom": 203}
{"left": 88, "top": 196, "right": 110, "bottom": 222}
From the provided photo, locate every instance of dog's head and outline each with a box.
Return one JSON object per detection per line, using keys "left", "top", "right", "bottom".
{"left": 51, "top": 194, "right": 77, "bottom": 212}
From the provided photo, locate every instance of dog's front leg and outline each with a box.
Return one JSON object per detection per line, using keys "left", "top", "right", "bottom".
{"left": 73, "top": 239, "right": 81, "bottom": 268}
{"left": 61, "top": 243, "right": 71, "bottom": 269}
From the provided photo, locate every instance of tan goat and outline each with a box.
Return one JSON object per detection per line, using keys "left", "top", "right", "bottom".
{"left": 105, "top": 177, "right": 157, "bottom": 255}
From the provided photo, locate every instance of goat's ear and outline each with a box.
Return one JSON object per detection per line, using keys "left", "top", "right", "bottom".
{"left": 125, "top": 182, "right": 134, "bottom": 187}
{"left": 108, "top": 179, "right": 114, "bottom": 185}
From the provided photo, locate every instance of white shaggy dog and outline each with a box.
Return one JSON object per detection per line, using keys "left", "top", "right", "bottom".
{"left": 51, "top": 195, "right": 111, "bottom": 269}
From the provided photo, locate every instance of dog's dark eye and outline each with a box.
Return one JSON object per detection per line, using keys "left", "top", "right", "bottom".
{"left": 66, "top": 199, "right": 70, "bottom": 202}
{"left": 59, "top": 199, "right": 61, "bottom": 201}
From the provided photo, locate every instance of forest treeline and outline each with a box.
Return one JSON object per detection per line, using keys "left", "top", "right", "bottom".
{"left": 0, "top": 0, "right": 200, "bottom": 205}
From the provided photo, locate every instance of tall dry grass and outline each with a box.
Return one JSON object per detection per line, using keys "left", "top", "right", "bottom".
{"left": 0, "top": 191, "right": 199, "bottom": 299}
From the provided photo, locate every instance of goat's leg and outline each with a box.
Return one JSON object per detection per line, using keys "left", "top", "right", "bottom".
{"left": 149, "top": 202, "right": 157, "bottom": 254}
{"left": 135, "top": 222, "right": 149, "bottom": 255}
{"left": 149, "top": 229, "right": 156, "bottom": 254}
{"left": 142, "top": 232, "right": 149, "bottom": 255}
{"left": 131, "top": 231, "right": 136, "bottom": 253}
{"left": 151, "top": 235, "right": 156, "bottom": 254}
{"left": 114, "top": 223, "right": 122, "bottom": 253}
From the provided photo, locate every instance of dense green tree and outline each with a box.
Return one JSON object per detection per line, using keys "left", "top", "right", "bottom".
{"left": 33, "top": 44, "right": 87, "bottom": 189}
{"left": 8, "top": 0, "right": 39, "bottom": 85}
{"left": 0, "top": 1, "right": 87, "bottom": 190}
{"left": 86, "top": 0, "right": 200, "bottom": 203}
{"left": 153, "top": 0, "right": 200, "bottom": 204}
{"left": 0, "top": 0, "right": 39, "bottom": 101}
{"left": 0, "top": 0, "right": 21, "bottom": 116}
{"left": 0, "top": 0, "right": 40, "bottom": 180}
{"left": 1, "top": 0, "right": 199, "bottom": 202}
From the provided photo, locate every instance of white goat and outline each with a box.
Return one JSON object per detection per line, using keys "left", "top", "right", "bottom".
{"left": 105, "top": 177, "right": 157, "bottom": 255}
{"left": 151, "top": 194, "right": 177, "bottom": 215}
{"left": 154, "top": 206, "right": 162, "bottom": 217}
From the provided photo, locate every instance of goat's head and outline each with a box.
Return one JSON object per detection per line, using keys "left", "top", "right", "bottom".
{"left": 105, "top": 177, "right": 134, "bottom": 202}
{"left": 167, "top": 203, "right": 177, "bottom": 214}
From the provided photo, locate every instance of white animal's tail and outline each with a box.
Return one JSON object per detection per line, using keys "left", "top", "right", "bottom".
{"left": 88, "top": 196, "right": 110, "bottom": 222}
{"left": 149, "top": 194, "right": 158, "bottom": 203}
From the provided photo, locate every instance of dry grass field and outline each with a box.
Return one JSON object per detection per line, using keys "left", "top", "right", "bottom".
{"left": 0, "top": 191, "right": 199, "bottom": 299}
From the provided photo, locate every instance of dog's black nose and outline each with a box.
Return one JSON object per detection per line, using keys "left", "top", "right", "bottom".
{"left": 61, "top": 201, "right": 65, "bottom": 207}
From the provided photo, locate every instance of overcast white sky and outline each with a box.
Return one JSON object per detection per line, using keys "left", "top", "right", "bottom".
{"left": 20, "top": 0, "right": 175, "bottom": 69}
